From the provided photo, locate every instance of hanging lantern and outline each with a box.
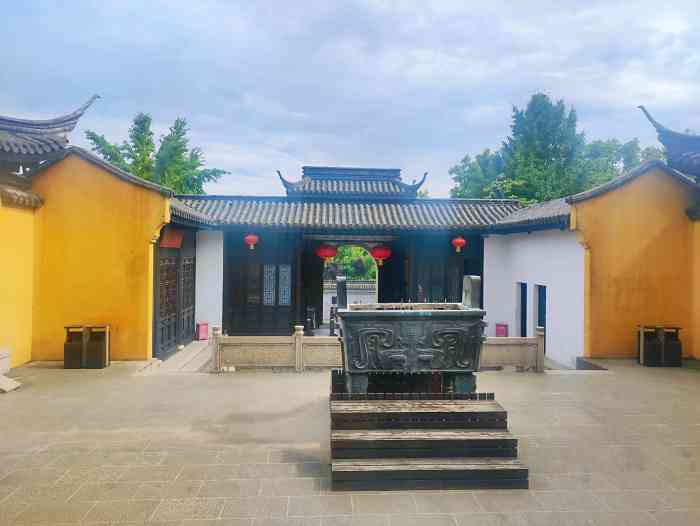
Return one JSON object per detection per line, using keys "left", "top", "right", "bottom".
{"left": 244, "top": 233, "right": 259, "bottom": 250}
{"left": 370, "top": 245, "right": 392, "bottom": 267}
{"left": 315, "top": 244, "right": 337, "bottom": 264}
{"left": 451, "top": 236, "right": 467, "bottom": 253}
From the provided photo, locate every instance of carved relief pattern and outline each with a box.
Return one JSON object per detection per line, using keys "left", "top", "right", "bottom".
{"left": 355, "top": 328, "right": 397, "bottom": 370}
{"left": 345, "top": 317, "right": 485, "bottom": 373}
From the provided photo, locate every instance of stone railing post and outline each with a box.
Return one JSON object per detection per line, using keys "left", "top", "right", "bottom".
{"left": 535, "top": 326, "right": 545, "bottom": 373}
{"left": 211, "top": 326, "right": 222, "bottom": 373}
{"left": 294, "top": 325, "right": 305, "bottom": 372}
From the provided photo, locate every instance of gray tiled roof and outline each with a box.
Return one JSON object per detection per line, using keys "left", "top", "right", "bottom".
{"left": 279, "top": 166, "right": 427, "bottom": 199}
{"left": 170, "top": 198, "right": 213, "bottom": 226}
{"left": 178, "top": 195, "right": 522, "bottom": 231}
{"left": 639, "top": 106, "right": 700, "bottom": 178}
{"left": 492, "top": 197, "right": 570, "bottom": 230}
{"left": 285, "top": 177, "right": 414, "bottom": 197}
{"left": 0, "top": 96, "right": 99, "bottom": 161}
{"left": 567, "top": 160, "right": 700, "bottom": 203}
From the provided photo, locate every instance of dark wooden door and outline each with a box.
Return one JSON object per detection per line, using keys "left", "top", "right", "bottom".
{"left": 154, "top": 228, "right": 196, "bottom": 359}
{"left": 224, "top": 232, "right": 298, "bottom": 335}
{"left": 179, "top": 255, "right": 196, "bottom": 344}
{"left": 157, "top": 255, "right": 179, "bottom": 357}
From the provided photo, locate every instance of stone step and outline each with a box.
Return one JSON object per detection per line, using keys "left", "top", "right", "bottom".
{"left": 330, "top": 399, "right": 508, "bottom": 430}
{"left": 331, "top": 457, "right": 529, "bottom": 491}
{"left": 331, "top": 428, "right": 518, "bottom": 459}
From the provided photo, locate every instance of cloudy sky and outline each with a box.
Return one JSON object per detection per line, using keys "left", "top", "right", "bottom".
{"left": 2, "top": 1, "right": 699, "bottom": 196}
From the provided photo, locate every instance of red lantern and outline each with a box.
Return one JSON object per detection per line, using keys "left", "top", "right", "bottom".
{"left": 370, "top": 245, "right": 392, "bottom": 267}
{"left": 315, "top": 244, "right": 337, "bottom": 264}
{"left": 244, "top": 233, "right": 259, "bottom": 250}
{"left": 451, "top": 236, "right": 467, "bottom": 253}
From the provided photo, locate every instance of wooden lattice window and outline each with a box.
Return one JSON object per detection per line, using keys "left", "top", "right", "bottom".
{"left": 278, "top": 264, "right": 292, "bottom": 306}
{"left": 159, "top": 257, "right": 178, "bottom": 317}
{"left": 263, "top": 264, "right": 276, "bottom": 306}
{"left": 181, "top": 257, "right": 196, "bottom": 309}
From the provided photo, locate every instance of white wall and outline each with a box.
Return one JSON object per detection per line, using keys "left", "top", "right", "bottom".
{"left": 195, "top": 230, "right": 224, "bottom": 330}
{"left": 484, "top": 229, "right": 584, "bottom": 369}
{"left": 322, "top": 285, "right": 377, "bottom": 322}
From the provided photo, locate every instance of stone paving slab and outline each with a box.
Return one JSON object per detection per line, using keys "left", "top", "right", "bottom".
{"left": 2, "top": 361, "right": 700, "bottom": 524}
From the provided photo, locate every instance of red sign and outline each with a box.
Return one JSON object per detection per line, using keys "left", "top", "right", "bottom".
{"left": 160, "top": 228, "right": 184, "bottom": 248}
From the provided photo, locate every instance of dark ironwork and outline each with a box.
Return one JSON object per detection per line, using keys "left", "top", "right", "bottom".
{"left": 336, "top": 276, "right": 348, "bottom": 309}
{"left": 337, "top": 303, "right": 486, "bottom": 394}
{"left": 338, "top": 305, "right": 485, "bottom": 374}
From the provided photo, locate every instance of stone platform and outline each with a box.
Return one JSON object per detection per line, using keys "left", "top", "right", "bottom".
{"left": 329, "top": 384, "right": 529, "bottom": 491}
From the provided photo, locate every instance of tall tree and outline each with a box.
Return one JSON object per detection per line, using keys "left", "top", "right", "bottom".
{"left": 449, "top": 149, "right": 503, "bottom": 198}
{"left": 501, "top": 93, "right": 585, "bottom": 201}
{"left": 85, "top": 114, "right": 226, "bottom": 194}
{"left": 449, "top": 93, "right": 666, "bottom": 201}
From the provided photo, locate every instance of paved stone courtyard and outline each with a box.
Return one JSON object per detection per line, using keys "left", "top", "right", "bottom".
{"left": 2, "top": 360, "right": 700, "bottom": 525}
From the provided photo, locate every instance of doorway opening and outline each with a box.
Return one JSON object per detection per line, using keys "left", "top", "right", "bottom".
{"left": 516, "top": 282, "right": 527, "bottom": 337}
{"left": 320, "top": 245, "right": 378, "bottom": 331}
{"left": 535, "top": 284, "right": 547, "bottom": 354}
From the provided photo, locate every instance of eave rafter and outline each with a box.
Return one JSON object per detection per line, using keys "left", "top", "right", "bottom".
{"left": 639, "top": 105, "right": 700, "bottom": 178}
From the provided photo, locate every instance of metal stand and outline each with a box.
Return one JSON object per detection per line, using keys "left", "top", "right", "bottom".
{"left": 345, "top": 372, "right": 369, "bottom": 394}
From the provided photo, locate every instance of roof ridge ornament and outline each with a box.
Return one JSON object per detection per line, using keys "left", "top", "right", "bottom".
{"left": 398, "top": 171, "right": 428, "bottom": 192}
{"left": 639, "top": 105, "right": 700, "bottom": 178}
{"left": 276, "top": 170, "right": 297, "bottom": 192}
{"left": 638, "top": 105, "right": 667, "bottom": 133}
{"left": 0, "top": 95, "right": 100, "bottom": 165}
{"left": 0, "top": 94, "right": 100, "bottom": 134}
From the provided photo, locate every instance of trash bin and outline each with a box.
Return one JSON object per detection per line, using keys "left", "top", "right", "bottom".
{"left": 64, "top": 326, "right": 110, "bottom": 369}
{"left": 85, "top": 326, "right": 110, "bottom": 369}
{"left": 638, "top": 326, "right": 682, "bottom": 367}
{"left": 196, "top": 322, "right": 209, "bottom": 341}
{"left": 64, "top": 327, "right": 84, "bottom": 369}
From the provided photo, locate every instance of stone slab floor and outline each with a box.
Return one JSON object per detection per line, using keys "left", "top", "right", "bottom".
{"left": 2, "top": 360, "right": 700, "bottom": 525}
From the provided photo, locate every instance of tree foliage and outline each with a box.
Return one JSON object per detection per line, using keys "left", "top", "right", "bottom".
{"left": 85, "top": 113, "right": 226, "bottom": 194}
{"left": 322, "top": 246, "right": 377, "bottom": 281}
{"left": 450, "top": 93, "right": 666, "bottom": 202}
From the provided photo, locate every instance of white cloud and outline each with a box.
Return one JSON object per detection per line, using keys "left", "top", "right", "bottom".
{"left": 3, "top": 0, "right": 700, "bottom": 197}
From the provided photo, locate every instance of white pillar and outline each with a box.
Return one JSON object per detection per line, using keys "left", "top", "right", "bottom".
{"left": 195, "top": 230, "right": 224, "bottom": 330}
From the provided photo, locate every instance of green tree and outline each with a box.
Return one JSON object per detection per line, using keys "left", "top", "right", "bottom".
{"left": 449, "top": 149, "right": 504, "bottom": 198}
{"left": 322, "top": 246, "right": 377, "bottom": 281}
{"left": 501, "top": 93, "right": 585, "bottom": 201}
{"left": 449, "top": 93, "right": 667, "bottom": 202}
{"left": 641, "top": 145, "right": 665, "bottom": 163}
{"left": 85, "top": 113, "right": 226, "bottom": 194}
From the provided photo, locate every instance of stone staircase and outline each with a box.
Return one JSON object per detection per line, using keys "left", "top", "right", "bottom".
{"left": 329, "top": 394, "right": 529, "bottom": 491}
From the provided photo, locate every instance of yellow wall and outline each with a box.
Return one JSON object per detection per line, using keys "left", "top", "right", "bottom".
{"left": 0, "top": 203, "right": 35, "bottom": 367}
{"left": 692, "top": 221, "right": 700, "bottom": 359}
{"left": 573, "top": 169, "right": 697, "bottom": 358}
{"left": 31, "top": 155, "right": 169, "bottom": 361}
